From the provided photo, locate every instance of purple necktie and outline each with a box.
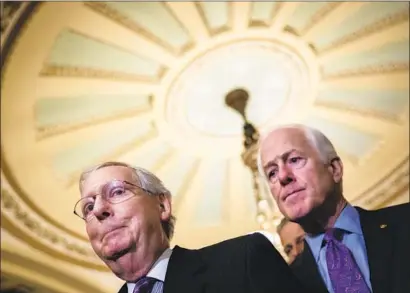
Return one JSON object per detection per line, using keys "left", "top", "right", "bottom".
{"left": 325, "top": 229, "right": 370, "bottom": 293}
{"left": 133, "top": 276, "right": 157, "bottom": 293}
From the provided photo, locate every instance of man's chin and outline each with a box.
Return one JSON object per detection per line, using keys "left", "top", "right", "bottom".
{"left": 284, "top": 205, "right": 310, "bottom": 222}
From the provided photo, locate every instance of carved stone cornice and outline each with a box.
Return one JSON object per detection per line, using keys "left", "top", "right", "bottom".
{"left": 1, "top": 173, "right": 108, "bottom": 271}
{"left": 351, "top": 156, "right": 409, "bottom": 208}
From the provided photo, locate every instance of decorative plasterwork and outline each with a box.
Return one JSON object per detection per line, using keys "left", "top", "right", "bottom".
{"left": 322, "top": 62, "right": 409, "bottom": 80}
{"left": 84, "top": 2, "right": 194, "bottom": 56}
{"left": 351, "top": 157, "right": 409, "bottom": 208}
{"left": 319, "top": 9, "right": 409, "bottom": 53}
{"left": 0, "top": 2, "right": 408, "bottom": 269}
{"left": 299, "top": 3, "right": 342, "bottom": 36}
{"left": 195, "top": 2, "right": 232, "bottom": 36}
{"left": 1, "top": 173, "right": 107, "bottom": 271}
{"left": 36, "top": 107, "right": 152, "bottom": 141}
{"left": 40, "top": 65, "right": 167, "bottom": 83}
{"left": 1, "top": 250, "right": 105, "bottom": 293}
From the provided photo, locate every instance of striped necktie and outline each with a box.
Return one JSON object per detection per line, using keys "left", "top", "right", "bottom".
{"left": 133, "top": 276, "right": 157, "bottom": 293}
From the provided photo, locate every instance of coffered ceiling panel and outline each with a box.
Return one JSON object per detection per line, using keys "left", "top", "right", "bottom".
{"left": 310, "top": 2, "right": 409, "bottom": 51}
{"left": 35, "top": 94, "right": 151, "bottom": 135}
{"left": 316, "top": 88, "right": 409, "bottom": 119}
{"left": 52, "top": 119, "right": 156, "bottom": 182}
{"left": 85, "top": 2, "right": 192, "bottom": 55}
{"left": 321, "top": 39, "right": 409, "bottom": 78}
{"left": 303, "top": 116, "right": 380, "bottom": 160}
{"left": 196, "top": 2, "right": 231, "bottom": 34}
{"left": 1, "top": 2, "right": 408, "bottom": 291}
{"left": 155, "top": 153, "right": 199, "bottom": 203}
{"left": 194, "top": 159, "right": 227, "bottom": 226}
{"left": 285, "top": 2, "right": 338, "bottom": 35}
{"left": 249, "top": 2, "right": 280, "bottom": 26}
{"left": 41, "top": 29, "right": 165, "bottom": 81}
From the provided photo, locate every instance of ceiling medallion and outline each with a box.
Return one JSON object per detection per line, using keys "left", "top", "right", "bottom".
{"left": 155, "top": 32, "right": 320, "bottom": 157}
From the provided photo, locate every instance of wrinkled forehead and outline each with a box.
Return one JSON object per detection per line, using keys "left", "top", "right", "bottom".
{"left": 80, "top": 166, "right": 135, "bottom": 197}
{"left": 260, "top": 128, "right": 313, "bottom": 161}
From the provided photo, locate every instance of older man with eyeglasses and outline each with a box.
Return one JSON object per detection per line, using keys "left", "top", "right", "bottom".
{"left": 74, "top": 161, "right": 309, "bottom": 293}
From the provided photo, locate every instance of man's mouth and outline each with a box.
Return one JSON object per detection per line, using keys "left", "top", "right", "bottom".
{"left": 102, "top": 226, "right": 124, "bottom": 240}
{"left": 283, "top": 188, "right": 305, "bottom": 202}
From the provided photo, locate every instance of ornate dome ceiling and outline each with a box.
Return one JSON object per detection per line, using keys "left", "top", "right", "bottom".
{"left": 1, "top": 2, "right": 409, "bottom": 292}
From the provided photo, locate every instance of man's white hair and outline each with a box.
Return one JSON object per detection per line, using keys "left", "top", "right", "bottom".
{"left": 257, "top": 124, "right": 338, "bottom": 180}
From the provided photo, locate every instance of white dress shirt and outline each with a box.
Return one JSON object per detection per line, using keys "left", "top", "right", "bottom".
{"left": 127, "top": 248, "right": 172, "bottom": 293}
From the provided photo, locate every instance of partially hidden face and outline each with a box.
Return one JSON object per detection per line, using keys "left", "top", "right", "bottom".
{"left": 80, "top": 166, "right": 170, "bottom": 263}
{"left": 260, "top": 127, "right": 341, "bottom": 221}
{"left": 279, "top": 221, "right": 305, "bottom": 264}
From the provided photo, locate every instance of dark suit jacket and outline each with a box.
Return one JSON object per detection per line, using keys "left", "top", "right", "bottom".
{"left": 118, "top": 233, "right": 308, "bottom": 293}
{"left": 290, "top": 203, "right": 410, "bottom": 293}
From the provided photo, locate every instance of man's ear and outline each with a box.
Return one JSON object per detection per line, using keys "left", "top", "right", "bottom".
{"left": 158, "top": 194, "right": 172, "bottom": 221}
{"left": 329, "top": 157, "right": 343, "bottom": 183}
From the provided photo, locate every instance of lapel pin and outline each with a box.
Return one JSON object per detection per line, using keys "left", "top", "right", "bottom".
{"left": 380, "top": 224, "right": 387, "bottom": 229}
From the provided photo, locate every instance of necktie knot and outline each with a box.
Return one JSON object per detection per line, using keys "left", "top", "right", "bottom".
{"left": 324, "top": 228, "right": 344, "bottom": 243}
{"left": 133, "top": 276, "right": 157, "bottom": 293}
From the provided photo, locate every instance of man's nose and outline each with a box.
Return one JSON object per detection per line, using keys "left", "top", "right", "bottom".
{"left": 92, "top": 196, "right": 112, "bottom": 220}
{"left": 278, "top": 165, "right": 294, "bottom": 185}
{"left": 290, "top": 247, "right": 300, "bottom": 259}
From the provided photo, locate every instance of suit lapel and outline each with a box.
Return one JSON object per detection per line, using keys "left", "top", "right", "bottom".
{"left": 163, "top": 246, "right": 207, "bottom": 293}
{"left": 117, "top": 283, "right": 127, "bottom": 293}
{"left": 358, "top": 207, "right": 393, "bottom": 293}
{"left": 291, "top": 241, "right": 328, "bottom": 293}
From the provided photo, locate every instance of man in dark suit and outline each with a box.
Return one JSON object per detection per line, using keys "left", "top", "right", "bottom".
{"left": 258, "top": 124, "right": 410, "bottom": 293}
{"left": 73, "top": 161, "right": 308, "bottom": 293}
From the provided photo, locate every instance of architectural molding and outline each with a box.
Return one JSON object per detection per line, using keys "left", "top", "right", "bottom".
{"left": 1, "top": 188, "right": 94, "bottom": 259}
{"left": 2, "top": 250, "right": 104, "bottom": 293}
{"left": 84, "top": 2, "right": 194, "bottom": 56}
{"left": 40, "top": 65, "right": 167, "bottom": 83}
{"left": 323, "top": 62, "right": 409, "bottom": 80}
{"left": 319, "top": 9, "right": 409, "bottom": 54}
{"left": 352, "top": 156, "right": 409, "bottom": 208}
{"left": 300, "top": 3, "right": 342, "bottom": 36}
{"left": 0, "top": 177, "right": 109, "bottom": 271}
{"left": 194, "top": 2, "right": 233, "bottom": 36}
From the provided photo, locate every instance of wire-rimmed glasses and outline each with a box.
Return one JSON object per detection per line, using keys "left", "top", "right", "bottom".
{"left": 73, "top": 179, "right": 154, "bottom": 221}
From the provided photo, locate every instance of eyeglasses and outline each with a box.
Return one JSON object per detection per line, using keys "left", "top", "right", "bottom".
{"left": 73, "top": 179, "right": 155, "bottom": 221}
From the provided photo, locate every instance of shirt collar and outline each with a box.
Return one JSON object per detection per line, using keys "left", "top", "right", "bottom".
{"left": 305, "top": 203, "right": 362, "bottom": 262}
{"left": 127, "top": 248, "right": 172, "bottom": 292}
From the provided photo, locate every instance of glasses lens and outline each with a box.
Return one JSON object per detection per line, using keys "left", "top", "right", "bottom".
{"left": 102, "top": 180, "right": 128, "bottom": 203}
{"left": 74, "top": 180, "right": 137, "bottom": 220}
{"left": 74, "top": 197, "right": 94, "bottom": 220}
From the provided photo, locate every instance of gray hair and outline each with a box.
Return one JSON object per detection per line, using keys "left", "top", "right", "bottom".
{"left": 257, "top": 124, "right": 339, "bottom": 180}
{"left": 79, "top": 161, "right": 176, "bottom": 240}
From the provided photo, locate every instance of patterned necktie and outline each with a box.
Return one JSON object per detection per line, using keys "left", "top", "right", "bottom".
{"left": 324, "top": 229, "right": 370, "bottom": 293}
{"left": 133, "top": 276, "right": 157, "bottom": 293}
